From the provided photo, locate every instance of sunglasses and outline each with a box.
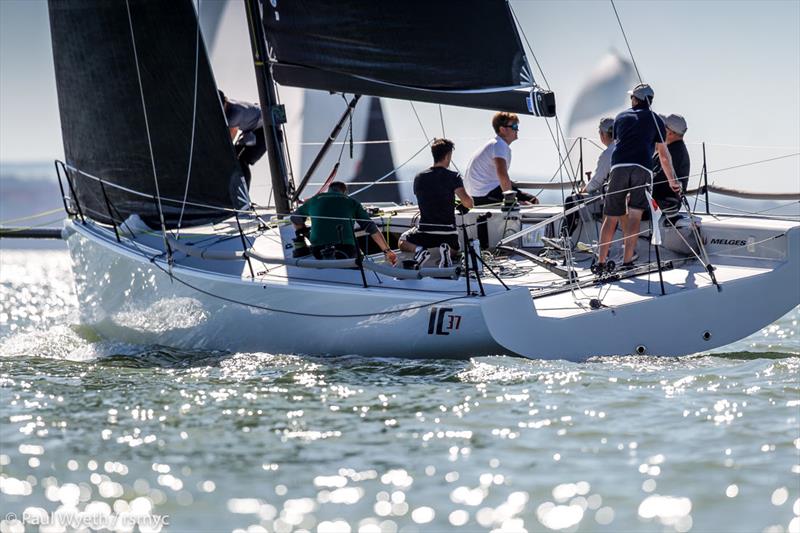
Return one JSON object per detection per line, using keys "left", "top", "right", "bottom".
{"left": 504, "top": 123, "right": 519, "bottom": 131}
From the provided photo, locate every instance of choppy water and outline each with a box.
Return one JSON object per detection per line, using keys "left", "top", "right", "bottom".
{"left": 0, "top": 248, "right": 798, "bottom": 533}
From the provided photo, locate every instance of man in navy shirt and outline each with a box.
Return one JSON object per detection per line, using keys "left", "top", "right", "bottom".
{"left": 595, "top": 84, "right": 681, "bottom": 270}
{"left": 399, "top": 138, "right": 474, "bottom": 268}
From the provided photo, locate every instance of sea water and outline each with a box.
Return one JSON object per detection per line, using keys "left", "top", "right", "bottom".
{"left": 0, "top": 248, "right": 797, "bottom": 533}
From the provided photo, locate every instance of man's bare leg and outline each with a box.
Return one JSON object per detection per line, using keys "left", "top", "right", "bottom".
{"left": 597, "top": 215, "right": 620, "bottom": 264}
{"left": 398, "top": 239, "right": 418, "bottom": 253}
{"left": 623, "top": 208, "right": 643, "bottom": 263}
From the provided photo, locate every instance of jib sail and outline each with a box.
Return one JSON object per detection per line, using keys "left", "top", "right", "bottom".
{"left": 49, "top": 0, "right": 244, "bottom": 228}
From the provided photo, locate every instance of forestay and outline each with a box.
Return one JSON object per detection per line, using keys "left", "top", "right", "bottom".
{"left": 262, "top": 0, "right": 542, "bottom": 114}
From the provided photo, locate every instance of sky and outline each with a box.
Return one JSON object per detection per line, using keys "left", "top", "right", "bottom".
{"left": 1, "top": 0, "right": 798, "bottom": 193}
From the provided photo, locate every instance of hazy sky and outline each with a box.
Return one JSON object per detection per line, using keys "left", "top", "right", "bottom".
{"left": 1, "top": 0, "right": 798, "bottom": 191}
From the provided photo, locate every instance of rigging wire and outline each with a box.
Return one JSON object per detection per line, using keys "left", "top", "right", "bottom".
{"left": 125, "top": 0, "right": 171, "bottom": 257}
{"left": 350, "top": 141, "right": 432, "bottom": 198}
{"left": 610, "top": 0, "right": 643, "bottom": 84}
{"left": 507, "top": 1, "right": 550, "bottom": 90}
{"left": 176, "top": 0, "right": 202, "bottom": 238}
{"left": 409, "top": 102, "right": 430, "bottom": 143}
{"left": 691, "top": 152, "right": 800, "bottom": 178}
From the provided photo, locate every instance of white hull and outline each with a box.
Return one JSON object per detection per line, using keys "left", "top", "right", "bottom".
{"left": 64, "top": 212, "right": 800, "bottom": 360}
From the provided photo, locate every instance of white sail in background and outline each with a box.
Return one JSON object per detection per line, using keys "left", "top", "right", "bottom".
{"left": 567, "top": 50, "right": 636, "bottom": 142}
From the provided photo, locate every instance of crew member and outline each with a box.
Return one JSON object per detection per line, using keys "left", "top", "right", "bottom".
{"left": 291, "top": 181, "right": 397, "bottom": 264}
{"left": 464, "top": 112, "right": 538, "bottom": 206}
{"left": 219, "top": 90, "right": 266, "bottom": 186}
{"left": 564, "top": 117, "right": 616, "bottom": 234}
{"left": 399, "top": 138, "right": 474, "bottom": 268}
{"left": 595, "top": 83, "right": 680, "bottom": 271}
{"left": 652, "top": 114, "right": 690, "bottom": 214}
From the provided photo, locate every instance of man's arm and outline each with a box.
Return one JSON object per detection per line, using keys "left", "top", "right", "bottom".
{"left": 584, "top": 148, "right": 612, "bottom": 194}
{"left": 493, "top": 158, "right": 514, "bottom": 192}
{"left": 369, "top": 232, "right": 397, "bottom": 265}
{"left": 291, "top": 202, "right": 310, "bottom": 230}
{"left": 229, "top": 127, "right": 238, "bottom": 141}
{"left": 354, "top": 203, "right": 397, "bottom": 264}
{"left": 655, "top": 143, "right": 681, "bottom": 193}
{"left": 455, "top": 187, "right": 474, "bottom": 209}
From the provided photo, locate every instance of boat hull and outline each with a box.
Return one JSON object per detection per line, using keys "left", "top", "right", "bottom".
{"left": 64, "top": 219, "right": 800, "bottom": 360}
{"left": 65, "top": 223, "right": 503, "bottom": 358}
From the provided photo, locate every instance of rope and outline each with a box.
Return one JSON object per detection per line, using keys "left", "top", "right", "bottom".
{"left": 0, "top": 208, "right": 63, "bottom": 225}
{"left": 125, "top": 0, "right": 170, "bottom": 252}
{"left": 0, "top": 218, "right": 65, "bottom": 232}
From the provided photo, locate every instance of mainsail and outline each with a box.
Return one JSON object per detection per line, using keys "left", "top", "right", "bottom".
{"left": 48, "top": 0, "right": 243, "bottom": 228}
{"left": 262, "top": 0, "right": 538, "bottom": 114}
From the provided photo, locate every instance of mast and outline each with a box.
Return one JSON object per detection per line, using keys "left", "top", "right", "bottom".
{"left": 244, "top": 0, "right": 292, "bottom": 216}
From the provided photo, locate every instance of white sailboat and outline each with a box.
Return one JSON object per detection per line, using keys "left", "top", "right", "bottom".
{"left": 47, "top": 0, "right": 799, "bottom": 360}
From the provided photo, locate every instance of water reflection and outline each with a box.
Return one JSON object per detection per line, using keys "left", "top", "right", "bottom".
{"left": 1, "top": 250, "right": 798, "bottom": 532}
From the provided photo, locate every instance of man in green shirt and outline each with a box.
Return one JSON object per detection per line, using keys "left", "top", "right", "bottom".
{"left": 291, "top": 182, "right": 397, "bottom": 264}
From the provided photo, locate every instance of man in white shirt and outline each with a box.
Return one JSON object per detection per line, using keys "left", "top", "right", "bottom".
{"left": 464, "top": 112, "right": 537, "bottom": 206}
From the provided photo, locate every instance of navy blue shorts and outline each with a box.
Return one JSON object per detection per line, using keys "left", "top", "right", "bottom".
{"left": 604, "top": 166, "right": 650, "bottom": 216}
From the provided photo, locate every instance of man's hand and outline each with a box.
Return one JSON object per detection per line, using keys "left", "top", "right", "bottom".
{"left": 455, "top": 202, "right": 470, "bottom": 215}
{"left": 669, "top": 178, "right": 681, "bottom": 193}
{"left": 384, "top": 250, "right": 398, "bottom": 266}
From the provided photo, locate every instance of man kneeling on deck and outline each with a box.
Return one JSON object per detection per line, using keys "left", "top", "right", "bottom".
{"left": 291, "top": 181, "right": 397, "bottom": 264}
{"left": 399, "top": 138, "right": 474, "bottom": 268}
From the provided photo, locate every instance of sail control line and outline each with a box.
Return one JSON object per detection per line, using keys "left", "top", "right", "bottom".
{"left": 497, "top": 196, "right": 602, "bottom": 246}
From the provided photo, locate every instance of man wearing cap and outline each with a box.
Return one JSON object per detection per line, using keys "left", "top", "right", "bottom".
{"left": 595, "top": 83, "right": 681, "bottom": 271}
{"left": 651, "top": 114, "right": 690, "bottom": 214}
{"left": 464, "top": 112, "right": 538, "bottom": 206}
{"left": 564, "top": 117, "right": 616, "bottom": 234}
{"left": 582, "top": 117, "right": 616, "bottom": 195}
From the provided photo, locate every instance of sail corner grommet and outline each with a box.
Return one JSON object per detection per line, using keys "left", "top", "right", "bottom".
{"left": 635, "top": 345, "right": 647, "bottom": 355}
{"left": 702, "top": 331, "right": 712, "bottom": 341}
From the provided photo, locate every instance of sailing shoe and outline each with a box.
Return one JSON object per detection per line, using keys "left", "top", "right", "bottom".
{"left": 619, "top": 261, "right": 637, "bottom": 271}
{"left": 438, "top": 243, "right": 452, "bottom": 268}
{"left": 413, "top": 246, "right": 430, "bottom": 268}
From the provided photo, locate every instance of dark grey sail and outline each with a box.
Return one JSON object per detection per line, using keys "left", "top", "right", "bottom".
{"left": 349, "top": 98, "right": 400, "bottom": 203}
{"left": 261, "top": 0, "right": 543, "bottom": 115}
{"left": 49, "top": 0, "right": 243, "bottom": 229}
